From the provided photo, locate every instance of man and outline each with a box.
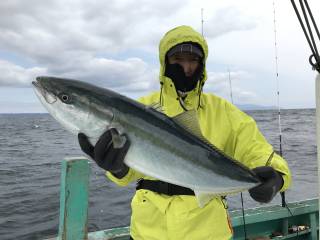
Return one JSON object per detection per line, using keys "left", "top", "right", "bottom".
{"left": 78, "top": 25, "right": 291, "bottom": 239}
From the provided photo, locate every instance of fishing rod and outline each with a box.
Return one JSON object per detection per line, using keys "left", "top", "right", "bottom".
{"left": 227, "top": 68, "right": 249, "bottom": 239}
{"left": 278, "top": 0, "right": 320, "bottom": 236}
{"left": 272, "top": 5, "right": 299, "bottom": 234}
{"left": 272, "top": 0, "right": 287, "bottom": 209}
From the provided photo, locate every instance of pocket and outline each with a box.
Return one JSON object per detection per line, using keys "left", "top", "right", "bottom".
{"left": 130, "top": 191, "right": 167, "bottom": 240}
{"left": 131, "top": 191, "right": 152, "bottom": 222}
{"left": 176, "top": 198, "right": 233, "bottom": 239}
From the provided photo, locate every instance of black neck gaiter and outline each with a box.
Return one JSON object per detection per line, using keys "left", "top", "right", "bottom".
{"left": 164, "top": 63, "right": 203, "bottom": 92}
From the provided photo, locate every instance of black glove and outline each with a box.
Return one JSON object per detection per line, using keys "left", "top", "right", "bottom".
{"left": 249, "top": 166, "right": 284, "bottom": 203}
{"left": 78, "top": 128, "right": 130, "bottom": 178}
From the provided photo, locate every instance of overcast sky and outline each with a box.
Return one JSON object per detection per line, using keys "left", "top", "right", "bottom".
{"left": 1, "top": 0, "right": 320, "bottom": 113}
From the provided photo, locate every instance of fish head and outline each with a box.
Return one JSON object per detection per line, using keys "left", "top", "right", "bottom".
{"left": 32, "top": 76, "right": 114, "bottom": 141}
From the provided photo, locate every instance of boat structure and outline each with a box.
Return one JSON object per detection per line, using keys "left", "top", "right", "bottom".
{"left": 45, "top": 158, "right": 318, "bottom": 240}
{"left": 47, "top": 1, "right": 320, "bottom": 239}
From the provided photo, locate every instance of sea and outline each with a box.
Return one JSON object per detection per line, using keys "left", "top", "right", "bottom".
{"left": 0, "top": 109, "right": 318, "bottom": 240}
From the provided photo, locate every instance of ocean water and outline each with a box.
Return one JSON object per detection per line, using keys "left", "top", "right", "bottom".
{"left": 0, "top": 109, "right": 318, "bottom": 240}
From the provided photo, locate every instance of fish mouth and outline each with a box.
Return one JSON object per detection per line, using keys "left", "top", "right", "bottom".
{"left": 32, "top": 79, "right": 42, "bottom": 92}
{"left": 32, "top": 78, "right": 57, "bottom": 104}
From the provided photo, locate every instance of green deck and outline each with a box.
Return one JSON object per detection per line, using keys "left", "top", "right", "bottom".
{"left": 47, "top": 158, "right": 319, "bottom": 240}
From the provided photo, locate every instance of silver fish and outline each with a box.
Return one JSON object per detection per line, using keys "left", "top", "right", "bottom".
{"left": 32, "top": 76, "right": 259, "bottom": 207}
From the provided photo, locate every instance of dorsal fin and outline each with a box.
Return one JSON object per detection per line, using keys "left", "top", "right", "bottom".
{"left": 172, "top": 109, "right": 212, "bottom": 146}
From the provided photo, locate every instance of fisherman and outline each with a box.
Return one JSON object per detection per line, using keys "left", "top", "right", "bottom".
{"left": 78, "top": 25, "right": 291, "bottom": 240}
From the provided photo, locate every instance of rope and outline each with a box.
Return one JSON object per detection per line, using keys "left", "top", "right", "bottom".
{"left": 159, "top": 82, "right": 164, "bottom": 106}
{"left": 291, "top": 0, "right": 320, "bottom": 72}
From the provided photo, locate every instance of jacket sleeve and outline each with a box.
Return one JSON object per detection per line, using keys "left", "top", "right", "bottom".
{"left": 105, "top": 93, "right": 159, "bottom": 186}
{"left": 106, "top": 169, "right": 144, "bottom": 187}
{"left": 225, "top": 102, "right": 291, "bottom": 192}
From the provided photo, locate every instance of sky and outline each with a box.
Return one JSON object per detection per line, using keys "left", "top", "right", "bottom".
{"left": 0, "top": 0, "right": 320, "bottom": 113}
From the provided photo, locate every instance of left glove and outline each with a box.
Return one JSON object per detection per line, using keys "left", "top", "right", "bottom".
{"left": 249, "top": 166, "right": 284, "bottom": 203}
{"left": 78, "top": 128, "right": 130, "bottom": 178}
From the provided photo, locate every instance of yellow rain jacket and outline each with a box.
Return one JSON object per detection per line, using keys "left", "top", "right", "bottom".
{"left": 107, "top": 25, "right": 291, "bottom": 240}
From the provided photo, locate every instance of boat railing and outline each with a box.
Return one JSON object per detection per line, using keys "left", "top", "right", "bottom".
{"left": 45, "top": 157, "right": 318, "bottom": 240}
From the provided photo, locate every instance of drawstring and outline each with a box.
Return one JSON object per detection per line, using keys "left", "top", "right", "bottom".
{"left": 159, "top": 82, "right": 164, "bottom": 106}
{"left": 177, "top": 79, "right": 204, "bottom": 112}
{"left": 177, "top": 91, "right": 188, "bottom": 111}
{"left": 197, "top": 80, "right": 204, "bottom": 109}
{"left": 221, "top": 196, "right": 228, "bottom": 209}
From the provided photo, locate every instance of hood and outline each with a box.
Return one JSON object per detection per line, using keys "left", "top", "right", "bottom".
{"left": 159, "top": 25, "right": 209, "bottom": 89}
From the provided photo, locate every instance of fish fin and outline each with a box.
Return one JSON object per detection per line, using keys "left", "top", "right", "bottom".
{"left": 148, "top": 102, "right": 164, "bottom": 113}
{"left": 172, "top": 109, "right": 212, "bottom": 145}
{"left": 110, "top": 130, "right": 126, "bottom": 149}
{"left": 173, "top": 110, "right": 241, "bottom": 161}
{"left": 194, "top": 190, "right": 217, "bottom": 208}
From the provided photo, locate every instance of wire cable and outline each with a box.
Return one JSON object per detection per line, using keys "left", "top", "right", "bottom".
{"left": 291, "top": 0, "right": 320, "bottom": 72}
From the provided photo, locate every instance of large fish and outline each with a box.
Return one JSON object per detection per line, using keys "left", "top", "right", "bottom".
{"left": 32, "top": 76, "right": 260, "bottom": 207}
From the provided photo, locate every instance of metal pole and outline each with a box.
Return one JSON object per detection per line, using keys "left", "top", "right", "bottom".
{"left": 201, "top": 8, "right": 204, "bottom": 37}
{"left": 315, "top": 74, "right": 320, "bottom": 232}
{"left": 228, "top": 69, "right": 234, "bottom": 104}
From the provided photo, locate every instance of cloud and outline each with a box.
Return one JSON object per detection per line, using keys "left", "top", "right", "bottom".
{"left": 0, "top": 56, "right": 159, "bottom": 94}
{"left": 59, "top": 56, "right": 159, "bottom": 92}
{"left": 0, "top": 0, "right": 183, "bottom": 63}
{"left": 205, "top": 70, "right": 258, "bottom": 104}
{"left": 0, "top": 60, "right": 47, "bottom": 87}
{"left": 204, "top": 7, "right": 257, "bottom": 38}
{"left": 0, "top": 0, "right": 257, "bottom": 65}
{"left": 0, "top": 0, "right": 260, "bottom": 93}
{"left": 0, "top": 0, "right": 181, "bottom": 91}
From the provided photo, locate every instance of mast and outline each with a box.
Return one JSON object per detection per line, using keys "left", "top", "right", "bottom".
{"left": 228, "top": 69, "right": 234, "bottom": 104}
{"left": 201, "top": 8, "right": 204, "bottom": 36}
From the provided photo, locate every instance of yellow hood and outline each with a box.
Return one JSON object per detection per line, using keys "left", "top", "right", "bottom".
{"left": 159, "top": 25, "right": 209, "bottom": 87}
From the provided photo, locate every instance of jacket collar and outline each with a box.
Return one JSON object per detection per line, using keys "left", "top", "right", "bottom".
{"left": 160, "top": 76, "right": 203, "bottom": 116}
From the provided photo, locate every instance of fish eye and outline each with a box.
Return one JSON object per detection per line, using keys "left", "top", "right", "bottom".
{"left": 59, "top": 93, "right": 71, "bottom": 103}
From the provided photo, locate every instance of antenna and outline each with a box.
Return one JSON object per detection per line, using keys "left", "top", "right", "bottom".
{"left": 201, "top": 8, "right": 204, "bottom": 36}
{"left": 228, "top": 69, "right": 234, "bottom": 104}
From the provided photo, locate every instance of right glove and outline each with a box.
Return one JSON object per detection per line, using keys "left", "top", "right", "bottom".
{"left": 249, "top": 166, "right": 284, "bottom": 203}
{"left": 78, "top": 128, "right": 130, "bottom": 178}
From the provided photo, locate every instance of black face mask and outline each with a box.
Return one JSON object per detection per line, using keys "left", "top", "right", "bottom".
{"left": 164, "top": 63, "right": 203, "bottom": 92}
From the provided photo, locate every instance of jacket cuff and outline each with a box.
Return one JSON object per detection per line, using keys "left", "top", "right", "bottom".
{"left": 271, "top": 160, "right": 291, "bottom": 192}
{"left": 110, "top": 165, "right": 129, "bottom": 179}
{"left": 279, "top": 173, "right": 290, "bottom": 192}
{"left": 106, "top": 168, "right": 134, "bottom": 187}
